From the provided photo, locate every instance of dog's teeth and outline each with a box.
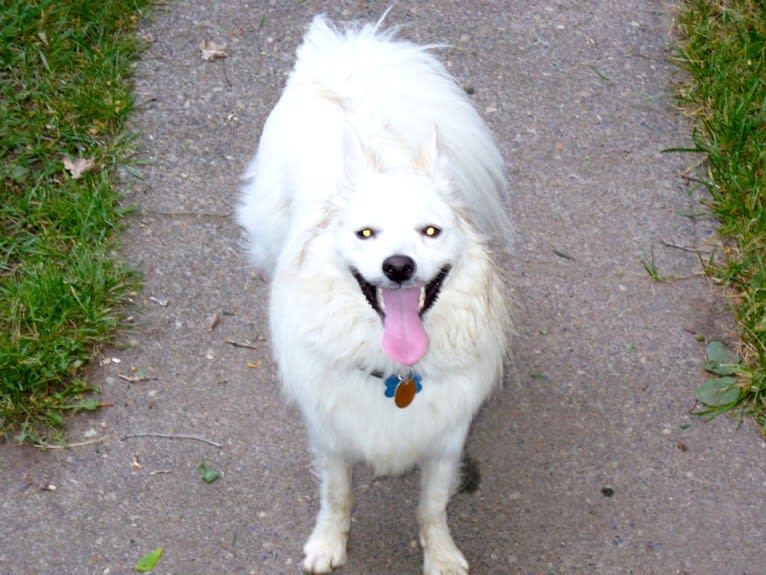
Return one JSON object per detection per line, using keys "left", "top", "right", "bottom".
{"left": 377, "top": 287, "right": 385, "bottom": 313}
{"left": 419, "top": 286, "right": 425, "bottom": 310}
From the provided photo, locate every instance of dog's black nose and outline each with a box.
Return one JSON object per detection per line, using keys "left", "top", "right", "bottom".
{"left": 382, "top": 255, "right": 416, "bottom": 283}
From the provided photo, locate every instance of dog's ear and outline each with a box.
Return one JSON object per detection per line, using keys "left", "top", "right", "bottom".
{"left": 416, "top": 124, "right": 448, "bottom": 177}
{"left": 342, "top": 122, "right": 382, "bottom": 178}
{"left": 342, "top": 122, "right": 363, "bottom": 179}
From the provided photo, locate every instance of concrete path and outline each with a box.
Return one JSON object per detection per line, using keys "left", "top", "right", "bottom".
{"left": 2, "top": 2, "right": 765, "bottom": 574}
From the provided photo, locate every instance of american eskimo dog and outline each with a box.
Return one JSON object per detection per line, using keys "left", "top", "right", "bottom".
{"left": 237, "top": 14, "right": 511, "bottom": 575}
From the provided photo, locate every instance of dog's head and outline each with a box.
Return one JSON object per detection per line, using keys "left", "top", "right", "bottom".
{"left": 335, "top": 133, "right": 469, "bottom": 366}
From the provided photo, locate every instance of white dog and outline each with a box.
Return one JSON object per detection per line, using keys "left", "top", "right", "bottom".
{"left": 237, "top": 14, "right": 511, "bottom": 575}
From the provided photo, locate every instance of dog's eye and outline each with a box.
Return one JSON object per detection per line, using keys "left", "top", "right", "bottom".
{"left": 421, "top": 225, "right": 442, "bottom": 238}
{"left": 356, "top": 228, "right": 376, "bottom": 240}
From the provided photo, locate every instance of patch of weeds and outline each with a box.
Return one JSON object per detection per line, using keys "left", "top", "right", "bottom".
{"left": 641, "top": 246, "right": 664, "bottom": 281}
{"left": 673, "top": 0, "right": 766, "bottom": 431}
{"left": 641, "top": 246, "right": 687, "bottom": 282}
{"left": 0, "top": 0, "right": 149, "bottom": 440}
{"left": 694, "top": 341, "right": 745, "bottom": 418}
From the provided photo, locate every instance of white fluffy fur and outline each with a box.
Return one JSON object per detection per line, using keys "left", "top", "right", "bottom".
{"left": 237, "top": 15, "right": 511, "bottom": 575}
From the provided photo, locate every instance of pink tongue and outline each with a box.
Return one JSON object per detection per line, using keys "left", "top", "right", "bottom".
{"left": 381, "top": 287, "right": 428, "bottom": 365}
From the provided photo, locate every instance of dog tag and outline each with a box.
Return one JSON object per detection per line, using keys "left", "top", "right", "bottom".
{"left": 394, "top": 378, "right": 418, "bottom": 408}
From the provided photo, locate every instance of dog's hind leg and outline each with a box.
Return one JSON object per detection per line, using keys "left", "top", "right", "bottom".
{"left": 418, "top": 456, "right": 469, "bottom": 575}
{"left": 303, "top": 454, "right": 353, "bottom": 574}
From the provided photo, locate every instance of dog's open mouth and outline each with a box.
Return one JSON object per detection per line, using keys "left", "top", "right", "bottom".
{"left": 351, "top": 265, "right": 451, "bottom": 318}
{"left": 351, "top": 265, "right": 451, "bottom": 365}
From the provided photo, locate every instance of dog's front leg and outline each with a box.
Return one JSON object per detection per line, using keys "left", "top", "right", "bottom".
{"left": 418, "top": 456, "right": 469, "bottom": 575}
{"left": 303, "top": 454, "right": 353, "bottom": 574}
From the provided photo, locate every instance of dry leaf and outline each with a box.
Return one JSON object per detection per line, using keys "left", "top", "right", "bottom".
{"left": 200, "top": 40, "right": 228, "bottom": 61}
{"left": 63, "top": 157, "right": 95, "bottom": 179}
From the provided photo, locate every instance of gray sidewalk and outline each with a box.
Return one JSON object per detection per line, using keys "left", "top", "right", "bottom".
{"left": 2, "top": 2, "right": 765, "bottom": 574}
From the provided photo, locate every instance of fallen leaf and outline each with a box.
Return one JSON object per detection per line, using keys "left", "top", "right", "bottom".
{"left": 199, "top": 40, "right": 227, "bottom": 61}
{"left": 135, "top": 547, "right": 164, "bottom": 572}
{"left": 553, "top": 249, "right": 575, "bottom": 261}
{"left": 63, "top": 157, "right": 95, "bottom": 179}
{"left": 695, "top": 377, "right": 740, "bottom": 407}
{"left": 199, "top": 461, "right": 222, "bottom": 484}
{"left": 703, "top": 341, "right": 741, "bottom": 375}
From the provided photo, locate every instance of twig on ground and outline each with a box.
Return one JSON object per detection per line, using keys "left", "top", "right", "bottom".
{"left": 208, "top": 312, "right": 221, "bottom": 332}
{"left": 122, "top": 432, "right": 223, "bottom": 448}
{"left": 34, "top": 435, "right": 115, "bottom": 449}
{"left": 661, "top": 239, "right": 700, "bottom": 254}
{"left": 225, "top": 338, "right": 259, "bottom": 350}
{"left": 117, "top": 372, "right": 156, "bottom": 383}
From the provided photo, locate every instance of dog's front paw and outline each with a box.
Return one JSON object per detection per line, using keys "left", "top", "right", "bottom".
{"left": 302, "top": 527, "right": 348, "bottom": 574}
{"left": 423, "top": 549, "right": 469, "bottom": 575}
{"left": 422, "top": 537, "right": 469, "bottom": 575}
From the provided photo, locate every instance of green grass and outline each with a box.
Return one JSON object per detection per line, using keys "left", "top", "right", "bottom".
{"left": 0, "top": 0, "right": 149, "bottom": 442}
{"left": 674, "top": 0, "right": 766, "bottom": 429}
